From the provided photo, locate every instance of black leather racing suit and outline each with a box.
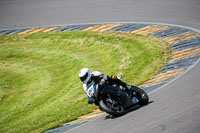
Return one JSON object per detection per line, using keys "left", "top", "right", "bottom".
{"left": 83, "top": 71, "right": 139, "bottom": 105}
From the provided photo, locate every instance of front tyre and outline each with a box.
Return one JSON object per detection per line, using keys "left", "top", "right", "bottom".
{"left": 99, "top": 99, "right": 124, "bottom": 116}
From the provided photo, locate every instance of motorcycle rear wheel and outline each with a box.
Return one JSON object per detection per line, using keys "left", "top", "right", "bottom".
{"left": 129, "top": 86, "right": 149, "bottom": 105}
{"left": 137, "top": 88, "right": 149, "bottom": 105}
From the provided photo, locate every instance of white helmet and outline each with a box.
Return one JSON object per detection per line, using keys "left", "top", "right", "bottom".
{"left": 79, "top": 68, "right": 91, "bottom": 84}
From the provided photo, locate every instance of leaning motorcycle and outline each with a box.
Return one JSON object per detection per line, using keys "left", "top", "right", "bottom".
{"left": 86, "top": 78, "right": 149, "bottom": 116}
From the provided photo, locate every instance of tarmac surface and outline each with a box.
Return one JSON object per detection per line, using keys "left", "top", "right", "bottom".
{"left": 0, "top": 0, "right": 200, "bottom": 133}
{"left": 0, "top": 0, "right": 200, "bottom": 30}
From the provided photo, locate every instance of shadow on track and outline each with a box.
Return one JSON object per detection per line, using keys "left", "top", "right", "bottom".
{"left": 104, "top": 101, "right": 154, "bottom": 120}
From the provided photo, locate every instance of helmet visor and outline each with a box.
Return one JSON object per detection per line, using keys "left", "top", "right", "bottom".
{"left": 80, "top": 73, "right": 88, "bottom": 83}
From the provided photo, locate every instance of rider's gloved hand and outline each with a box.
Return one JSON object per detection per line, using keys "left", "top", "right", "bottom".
{"left": 88, "top": 97, "right": 95, "bottom": 104}
{"left": 100, "top": 75, "right": 109, "bottom": 85}
{"left": 99, "top": 79, "right": 105, "bottom": 85}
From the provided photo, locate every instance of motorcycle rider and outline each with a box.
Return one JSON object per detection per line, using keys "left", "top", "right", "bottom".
{"left": 79, "top": 68, "right": 141, "bottom": 105}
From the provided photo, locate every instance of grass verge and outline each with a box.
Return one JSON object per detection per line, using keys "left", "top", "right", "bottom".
{"left": 0, "top": 31, "right": 171, "bottom": 133}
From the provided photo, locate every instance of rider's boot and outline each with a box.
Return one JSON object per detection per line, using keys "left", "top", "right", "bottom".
{"left": 132, "top": 87, "right": 144, "bottom": 98}
{"left": 123, "top": 83, "right": 144, "bottom": 98}
{"left": 113, "top": 78, "right": 132, "bottom": 91}
{"left": 111, "top": 76, "right": 144, "bottom": 97}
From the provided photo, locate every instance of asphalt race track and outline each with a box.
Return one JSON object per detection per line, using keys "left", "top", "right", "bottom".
{"left": 1, "top": 0, "right": 200, "bottom": 133}
{"left": 0, "top": 0, "right": 200, "bottom": 30}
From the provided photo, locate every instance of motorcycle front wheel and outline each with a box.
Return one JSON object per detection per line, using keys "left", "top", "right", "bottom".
{"left": 99, "top": 97, "right": 125, "bottom": 116}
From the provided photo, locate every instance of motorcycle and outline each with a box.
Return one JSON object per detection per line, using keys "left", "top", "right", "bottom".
{"left": 86, "top": 78, "right": 149, "bottom": 116}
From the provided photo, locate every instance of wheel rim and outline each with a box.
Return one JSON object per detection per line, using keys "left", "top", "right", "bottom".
{"left": 105, "top": 97, "right": 123, "bottom": 113}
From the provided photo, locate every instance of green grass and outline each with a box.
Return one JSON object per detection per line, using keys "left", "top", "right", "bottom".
{"left": 0, "top": 31, "right": 171, "bottom": 133}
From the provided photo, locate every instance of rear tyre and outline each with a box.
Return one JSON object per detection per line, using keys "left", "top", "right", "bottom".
{"left": 137, "top": 89, "right": 149, "bottom": 105}
{"left": 129, "top": 86, "right": 149, "bottom": 105}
